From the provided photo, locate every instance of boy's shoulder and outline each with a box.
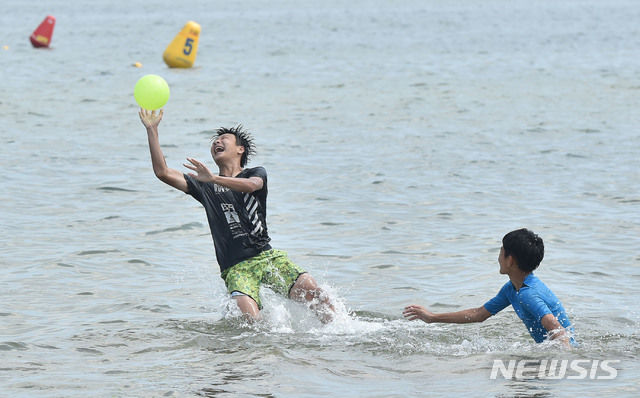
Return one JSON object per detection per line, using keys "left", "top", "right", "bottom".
{"left": 243, "top": 165, "right": 266, "bottom": 174}
{"left": 523, "top": 273, "right": 544, "bottom": 288}
{"left": 519, "top": 274, "right": 550, "bottom": 297}
{"left": 242, "top": 166, "right": 267, "bottom": 180}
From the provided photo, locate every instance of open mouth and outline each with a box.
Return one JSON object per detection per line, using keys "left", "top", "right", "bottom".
{"left": 214, "top": 145, "right": 225, "bottom": 155}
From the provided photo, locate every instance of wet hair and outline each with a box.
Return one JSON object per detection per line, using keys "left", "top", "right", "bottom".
{"left": 502, "top": 228, "right": 545, "bottom": 273}
{"left": 211, "top": 125, "right": 256, "bottom": 167}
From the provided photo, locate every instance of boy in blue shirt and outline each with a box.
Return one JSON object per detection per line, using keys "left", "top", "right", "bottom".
{"left": 403, "top": 229, "right": 574, "bottom": 347}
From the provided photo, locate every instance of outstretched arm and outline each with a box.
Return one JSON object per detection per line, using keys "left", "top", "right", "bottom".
{"left": 183, "top": 158, "right": 263, "bottom": 193}
{"left": 403, "top": 304, "right": 492, "bottom": 324}
{"left": 139, "top": 109, "right": 188, "bottom": 193}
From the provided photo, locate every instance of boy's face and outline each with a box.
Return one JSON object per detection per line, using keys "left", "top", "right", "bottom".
{"left": 498, "top": 246, "right": 509, "bottom": 274}
{"left": 211, "top": 133, "right": 244, "bottom": 164}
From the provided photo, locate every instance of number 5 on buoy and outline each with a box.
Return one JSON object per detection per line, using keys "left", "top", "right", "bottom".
{"left": 163, "top": 21, "right": 200, "bottom": 68}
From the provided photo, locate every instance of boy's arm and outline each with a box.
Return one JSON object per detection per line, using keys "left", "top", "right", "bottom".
{"left": 184, "top": 158, "right": 263, "bottom": 193}
{"left": 403, "top": 304, "right": 492, "bottom": 324}
{"left": 211, "top": 175, "right": 263, "bottom": 193}
{"left": 139, "top": 109, "right": 188, "bottom": 193}
{"left": 541, "top": 314, "right": 572, "bottom": 348}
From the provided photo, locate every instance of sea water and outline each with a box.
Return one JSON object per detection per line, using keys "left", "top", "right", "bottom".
{"left": 1, "top": 0, "right": 639, "bottom": 397}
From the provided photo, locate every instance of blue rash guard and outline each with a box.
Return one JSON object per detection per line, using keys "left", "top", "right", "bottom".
{"left": 483, "top": 273, "right": 574, "bottom": 343}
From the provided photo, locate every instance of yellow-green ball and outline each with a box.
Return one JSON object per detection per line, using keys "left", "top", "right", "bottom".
{"left": 134, "top": 74, "right": 170, "bottom": 110}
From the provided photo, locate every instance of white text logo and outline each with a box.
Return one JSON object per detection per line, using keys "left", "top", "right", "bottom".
{"left": 490, "top": 359, "right": 620, "bottom": 380}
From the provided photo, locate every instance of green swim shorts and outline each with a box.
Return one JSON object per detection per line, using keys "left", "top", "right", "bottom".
{"left": 220, "top": 249, "right": 306, "bottom": 309}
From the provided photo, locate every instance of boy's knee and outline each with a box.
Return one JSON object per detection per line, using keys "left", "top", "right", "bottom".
{"left": 290, "top": 274, "right": 321, "bottom": 301}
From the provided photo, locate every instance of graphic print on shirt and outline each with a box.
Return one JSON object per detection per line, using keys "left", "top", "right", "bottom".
{"left": 221, "top": 203, "right": 246, "bottom": 238}
{"left": 244, "top": 193, "right": 264, "bottom": 237}
{"left": 212, "top": 183, "right": 229, "bottom": 194}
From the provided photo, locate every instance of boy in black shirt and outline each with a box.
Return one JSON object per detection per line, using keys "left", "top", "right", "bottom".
{"left": 139, "top": 109, "right": 335, "bottom": 322}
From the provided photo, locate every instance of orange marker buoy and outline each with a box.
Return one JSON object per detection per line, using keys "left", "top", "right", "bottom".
{"left": 30, "top": 15, "right": 56, "bottom": 48}
{"left": 163, "top": 21, "right": 200, "bottom": 68}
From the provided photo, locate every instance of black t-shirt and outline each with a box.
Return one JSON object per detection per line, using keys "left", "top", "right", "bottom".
{"left": 184, "top": 166, "right": 272, "bottom": 272}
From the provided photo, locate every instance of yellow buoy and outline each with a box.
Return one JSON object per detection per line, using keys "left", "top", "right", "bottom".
{"left": 163, "top": 21, "right": 200, "bottom": 68}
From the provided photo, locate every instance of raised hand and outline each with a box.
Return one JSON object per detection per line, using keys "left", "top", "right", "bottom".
{"left": 139, "top": 108, "right": 164, "bottom": 129}
{"left": 184, "top": 157, "right": 216, "bottom": 182}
